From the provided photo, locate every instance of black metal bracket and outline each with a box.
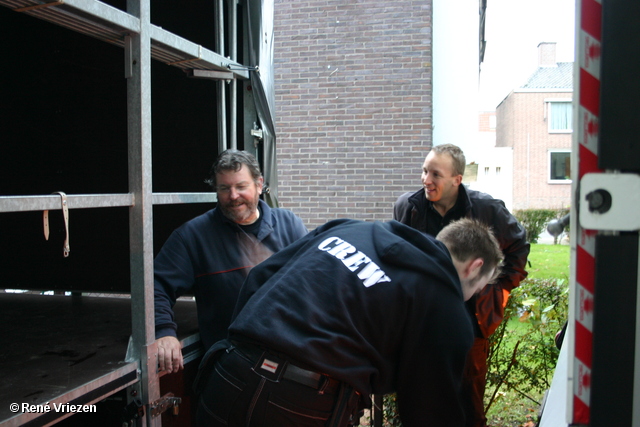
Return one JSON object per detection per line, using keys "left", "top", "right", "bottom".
{"left": 121, "top": 398, "right": 144, "bottom": 425}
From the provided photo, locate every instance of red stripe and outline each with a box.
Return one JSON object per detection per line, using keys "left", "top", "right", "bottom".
{"left": 576, "top": 246, "right": 595, "bottom": 294}
{"left": 574, "top": 395, "right": 591, "bottom": 424}
{"left": 195, "top": 265, "right": 251, "bottom": 278}
{"left": 574, "top": 0, "right": 601, "bottom": 422}
{"left": 581, "top": 0, "right": 602, "bottom": 41}
{"left": 578, "top": 144, "right": 601, "bottom": 180}
{"left": 575, "top": 320, "right": 593, "bottom": 367}
{"left": 579, "top": 68, "right": 600, "bottom": 116}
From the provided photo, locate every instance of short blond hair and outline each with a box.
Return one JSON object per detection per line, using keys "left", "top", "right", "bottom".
{"left": 430, "top": 144, "right": 466, "bottom": 176}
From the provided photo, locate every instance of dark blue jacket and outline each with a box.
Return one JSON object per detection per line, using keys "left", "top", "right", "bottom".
{"left": 154, "top": 200, "right": 307, "bottom": 350}
{"left": 229, "top": 219, "right": 473, "bottom": 426}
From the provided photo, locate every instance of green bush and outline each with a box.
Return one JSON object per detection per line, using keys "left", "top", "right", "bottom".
{"left": 358, "top": 394, "right": 403, "bottom": 427}
{"left": 382, "top": 394, "right": 402, "bottom": 426}
{"left": 514, "top": 209, "right": 569, "bottom": 244}
{"left": 485, "top": 278, "right": 569, "bottom": 423}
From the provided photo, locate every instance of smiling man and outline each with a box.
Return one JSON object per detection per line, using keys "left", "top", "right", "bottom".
{"left": 393, "top": 143, "right": 530, "bottom": 427}
{"left": 215, "top": 160, "right": 262, "bottom": 225}
{"left": 420, "top": 144, "right": 465, "bottom": 216}
{"left": 154, "top": 150, "right": 308, "bottom": 374}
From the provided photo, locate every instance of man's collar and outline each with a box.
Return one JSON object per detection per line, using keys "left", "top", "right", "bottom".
{"left": 416, "top": 184, "right": 470, "bottom": 216}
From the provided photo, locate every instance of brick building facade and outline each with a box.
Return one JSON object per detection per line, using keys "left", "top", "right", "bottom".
{"left": 273, "top": 0, "right": 434, "bottom": 229}
{"left": 496, "top": 43, "right": 573, "bottom": 211}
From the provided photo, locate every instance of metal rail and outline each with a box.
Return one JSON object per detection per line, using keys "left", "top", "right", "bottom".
{"left": 0, "top": 0, "right": 249, "bottom": 78}
{"left": 0, "top": 1, "right": 248, "bottom": 424}
{"left": 0, "top": 193, "right": 217, "bottom": 212}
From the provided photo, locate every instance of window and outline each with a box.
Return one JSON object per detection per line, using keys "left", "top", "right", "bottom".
{"left": 548, "top": 101, "right": 572, "bottom": 132}
{"left": 549, "top": 150, "right": 571, "bottom": 182}
{"left": 496, "top": 166, "right": 501, "bottom": 176}
{"left": 484, "top": 167, "right": 490, "bottom": 175}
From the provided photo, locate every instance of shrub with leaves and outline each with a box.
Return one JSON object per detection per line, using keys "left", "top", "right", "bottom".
{"left": 382, "top": 394, "right": 402, "bottom": 426}
{"left": 514, "top": 209, "right": 569, "bottom": 244}
{"left": 485, "top": 278, "right": 569, "bottom": 423}
{"left": 357, "top": 394, "right": 403, "bottom": 427}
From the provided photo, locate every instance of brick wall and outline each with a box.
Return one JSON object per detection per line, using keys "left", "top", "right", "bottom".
{"left": 496, "top": 92, "right": 572, "bottom": 210}
{"left": 478, "top": 111, "right": 496, "bottom": 133}
{"left": 273, "top": 0, "right": 433, "bottom": 229}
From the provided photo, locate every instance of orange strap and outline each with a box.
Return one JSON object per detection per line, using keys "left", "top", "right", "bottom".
{"left": 502, "top": 288, "right": 510, "bottom": 308}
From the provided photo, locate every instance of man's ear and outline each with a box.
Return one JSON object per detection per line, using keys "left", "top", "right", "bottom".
{"left": 453, "top": 174, "right": 463, "bottom": 187}
{"left": 256, "top": 176, "right": 265, "bottom": 194}
{"left": 464, "top": 258, "right": 484, "bottom": 280}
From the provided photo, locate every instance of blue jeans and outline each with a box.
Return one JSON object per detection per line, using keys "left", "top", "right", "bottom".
{"left": 195, "top": 341, "right": 360, "bottom": 426}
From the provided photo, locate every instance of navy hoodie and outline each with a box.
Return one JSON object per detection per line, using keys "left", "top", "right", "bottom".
{"left": 229, "top": 219, "right": 473, "bottom": 426}
{"left": 154, "top": 199, "right": 308, "bottom": 350}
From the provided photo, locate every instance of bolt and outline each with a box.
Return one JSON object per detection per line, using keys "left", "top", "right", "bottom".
{"left": 586, "top": 189, "right": 612, "bottom": 214}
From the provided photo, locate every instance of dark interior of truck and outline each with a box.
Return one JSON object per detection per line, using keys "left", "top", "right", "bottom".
{"left": 0, "top": 0, "right": 243, "bottom": 293}
{"left": 0, "top": 2, "right": 252, "bottom": 424}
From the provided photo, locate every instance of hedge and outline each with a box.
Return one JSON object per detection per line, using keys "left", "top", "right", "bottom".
{"left": 513, "top": 208, "right": 570, "bottom": 244}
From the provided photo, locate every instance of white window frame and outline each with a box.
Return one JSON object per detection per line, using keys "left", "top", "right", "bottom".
{"left": 489, "top": 114, "right": 497, "bottom": 130}
{"left": 548, "top": 149, "right": 572, "bottom": 183}
{"left": 546, "top": 98, "right": 573, "bottom": 133}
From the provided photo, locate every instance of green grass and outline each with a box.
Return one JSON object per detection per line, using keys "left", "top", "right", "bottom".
{"left": 485, "top": 242, "right": 570, "bottom": 427}
{"left": 524, "top": 243, "right": 570, "bottom": 281}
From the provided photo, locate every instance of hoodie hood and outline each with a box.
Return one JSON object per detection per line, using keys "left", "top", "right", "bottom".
{"left": 371, "top": 220, "right": 462, "bottom": 299}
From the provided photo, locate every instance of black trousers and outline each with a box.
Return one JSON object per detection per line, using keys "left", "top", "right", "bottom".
{"left": 195, "top": 340, "right": 361, "bottom": 427}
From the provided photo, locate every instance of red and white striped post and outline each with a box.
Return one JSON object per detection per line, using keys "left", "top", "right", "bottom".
{"left": 571, "top": 0, "right": 602, "bottom": 424}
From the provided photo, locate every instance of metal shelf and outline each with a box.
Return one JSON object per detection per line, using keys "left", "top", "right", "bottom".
{"left": 0, "top": 194, "right": 134, "bottom": 213}
{"left": 0, "top": 193, "right": 217, "bottom": 213}
{"left": 152, "top": 192, "right": 217, "bottom": 206}
{"left": 0, "top": 0, "right": 249, "bottom": 423}
{"left": 0, "top": 0, "right": 249, "bottom": 78}
{"left": 0, "top": 293, "right": 201, "bottom": 426}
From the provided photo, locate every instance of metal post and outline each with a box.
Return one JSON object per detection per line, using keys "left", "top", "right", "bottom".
{"left": 216, "top": 0, "right": 228, "bottom": 153}
{"left": 588, "top": 0, "right": 640, "bottom": 425}
{"left": 126, "top": 0, "right": 160, "bottom": 425}
{"left": 373, "top": 395, "right": 382, "bottom": 427}
{"left": 635, "top": 239, "right": 640, "bottom": 427}
{"left": 229, "top": 0, "right": 238, "bottom": 149}
{"left": 569, "top": 0, "right": 601, "bottom": 423}
{"left": 241, "top": 0, "right": 258, "bottom": 157}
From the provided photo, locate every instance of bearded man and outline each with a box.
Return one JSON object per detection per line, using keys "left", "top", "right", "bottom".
{"left": 154, "top": 149, "right": 307, "bottom": 373}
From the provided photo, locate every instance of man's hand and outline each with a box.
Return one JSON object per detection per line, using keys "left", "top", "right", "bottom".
{"left": 157, "top": 336, "right": 184, "bottom": 374}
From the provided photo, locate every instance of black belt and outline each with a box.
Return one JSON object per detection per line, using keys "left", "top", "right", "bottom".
{"left": 230, "top": 340, "right": 340, "bottom": 394}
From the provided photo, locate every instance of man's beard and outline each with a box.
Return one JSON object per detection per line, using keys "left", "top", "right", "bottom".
{"left": 220, "top": 197, "right": 259, "bottom": 224}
